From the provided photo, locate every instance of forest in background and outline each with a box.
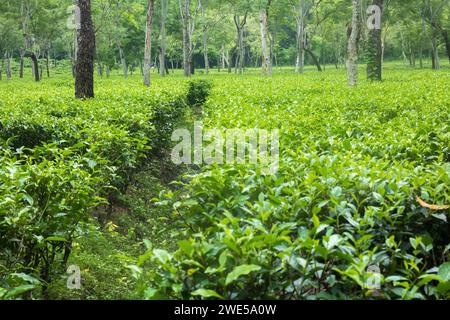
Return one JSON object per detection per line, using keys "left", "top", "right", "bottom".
{"left": 0, "top": 0, "right": 449, "bottom": 82}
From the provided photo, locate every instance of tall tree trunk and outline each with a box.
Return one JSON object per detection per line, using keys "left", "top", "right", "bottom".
{"left": 20, "top": 1, "right": 30, "bottom": 79}
{"left": 442, "top": 30, "right": 450, "bottom": 63}
{"left": 227, "top": 49, "right": 232, "bottom": 73}
{"left": 293, "top": 0, "right": 309, "bottom": 73}
{"left": 46, "top": 51, "right": 50, "bottom": 78}
{"left": 221, "top": 44, "right": 226, "bottom": 70}
{"left": 431, "top": 34, "right": 440, "bottom": 70}
{"left": 234, "top": 13, "right": 247, "bottom": 75}
{"left": 25, "top": 52, "right": 40, "bottom": 81}
{"left": 203, "top": 30, "right": 209, "bottom": 73}
{"left": 239, "top": 28, "right": 245, "bottom": 73}
{"left": 347, "top": 0, "right": 361, "bottom": 86}
{"left": 419, "top": 16, "right": 426, "bottom": 68}
{"left": 118, "top": 45, "right": 128, "bottom": 79}
{"left": 3, "top": 52, "right": 11, "bottom": 80}
{"left": 366, "top": 0, "right": 383, "bottom": 81}
{"left": 159, "top": 0, "right": 168, "bottom": 76}
{"left": 234, "top": 48, "right": 239, "bottom": 73}
{"left": 294, "top": 1, "right": 306, "bottom": 73}
{"left": 31, "top": 59, "right": 36, "bottom": 78}
{"left": 165, "top": 63, "right": 169, "bottom": 75}
{"left": 71, "top": 32, "right": 78, "bottom": 78}
{"left": 410, "top": 51, "right": 416, "bottom": 67}
{"left": 295, "top": 20, "right": 305, "bottom": 73}
{"left": 180, "top": 0, "right": 192, "bottom": 77}
{"left": 200, "top": 0, "right": 210, "bottom": 74}
{"left": 75, "top": 0, "right": 96, "bottom": 99}
{"left": 259, "top": 1, "right": 272, "bottom": 76}
{"left": 6, "top": 52, "right": 12, "bottom": 80}
{"left": 305, "top": 48, "right": 322, "bottom": 71}
{"left": 144, "top": 0, "right": 155, "bottom": 87}
{"left": 19, "top": 52, "right": 25, "bottom": 78}
{"left": 98, "top": 62, "right": 103, "bottom": 77}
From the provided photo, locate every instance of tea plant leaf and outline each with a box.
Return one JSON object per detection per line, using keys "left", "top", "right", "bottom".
{"left": 225, "top": 265, "right": 261, "bottom": 285}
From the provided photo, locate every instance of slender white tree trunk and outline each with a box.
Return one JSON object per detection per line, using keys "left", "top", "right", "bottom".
{"left": 347, "top": 0, "right": 361, "bottom": 86}
{"left": 294, "top": 0, "right": 306, "bottom": 73}
{"left": 179, "top": 0, "right": 192, "bottom": 77}
{"left": 295, "top": 18, "right": 305, "bottom": 73}
{"left": 159, "top": 0, "right": 168, "bottom": 77}
{"left": 118, "top": 45, "right": 127, "bottom": 79}
{"left": 199, "top": 0, "right": 209, "bottom": 74}
{"left": 144, "top": 0, "right": 155, "bottom": 86}
{"left": 259, "top": 2, "right": 272, "bottom": 76}
{"left": 234, "top": 14, "right": 247, "bottom": 75}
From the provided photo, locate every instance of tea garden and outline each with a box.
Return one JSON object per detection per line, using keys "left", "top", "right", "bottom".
{"left": 0, "top": 65, "right": 449, "bottom": 300}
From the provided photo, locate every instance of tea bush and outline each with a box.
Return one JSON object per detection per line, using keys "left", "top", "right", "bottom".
{"left": 0, "top": 77, "right": 189, "bottom": 298}
{"left": 132, "top": 69, "right": 450, "bottom": 300}
{"left": 186, "top": 79, "right": 213, "bottom": 107}
{"left": 0, "top": 143, "right": 104, "bottom": 297}
{"left": 0, "top": 68, "right": 448, "bottom": 300}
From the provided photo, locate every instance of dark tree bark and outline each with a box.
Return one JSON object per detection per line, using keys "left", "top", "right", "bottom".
{"left": 75, "top": 0, "right": 96, "bottom": 99}
{"left": 428, "top": 19, "right": 450, "bottom": 64}
{"left": 366, "top": 0, "right": 383, "bottom": 81}
{"left": 431, "top": 33, "right": 440, "bottom": 69}
{"left": 442, "top": 30, "right": 450, "bottom": 63}
{"left": 5, "top": 51, "right": 12, "bottom": 80}
{"left": 24, "top": 51, "right": 40, "bottom": 81}
{"left": 305, "top": 48, "right": 322, "bottom": 72}
{"left": 46, "top": 51, "right": 50, "bottom": 78}
{"left": 19, "top": 53, "right": 25, "bottom": 78}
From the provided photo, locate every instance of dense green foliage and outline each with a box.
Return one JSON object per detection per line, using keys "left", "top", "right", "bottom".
{"left": 1, "top": 0, "right": 448, "bottom": 78}
{"left": 132, "top": 67, "right": 450, "bottom": 300}
{"left": 186, "top": 80, "right": 213, "bottom": 108}
{"left": 0, "top": 66, "right": 449, "bottom": 300}
{"left": 0, "top": 77, "right": 188, "bottom": 298}
{"left": 1, "top": 0, "right": 449, "bottom": 303}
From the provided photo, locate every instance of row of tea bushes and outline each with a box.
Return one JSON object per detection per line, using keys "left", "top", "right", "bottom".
{"left": 133, "top": 69, "right": 450, "bottom": 300}
{"left": 0, "top": 78, "right": 189, "bottom": 298}
{"left": 0, "top": 144, "right": 105, "bottom": 299}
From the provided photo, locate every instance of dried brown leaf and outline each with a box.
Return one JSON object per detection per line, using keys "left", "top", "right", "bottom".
{"left": 416, "top": 196, "right": 450, "bottom": 211}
